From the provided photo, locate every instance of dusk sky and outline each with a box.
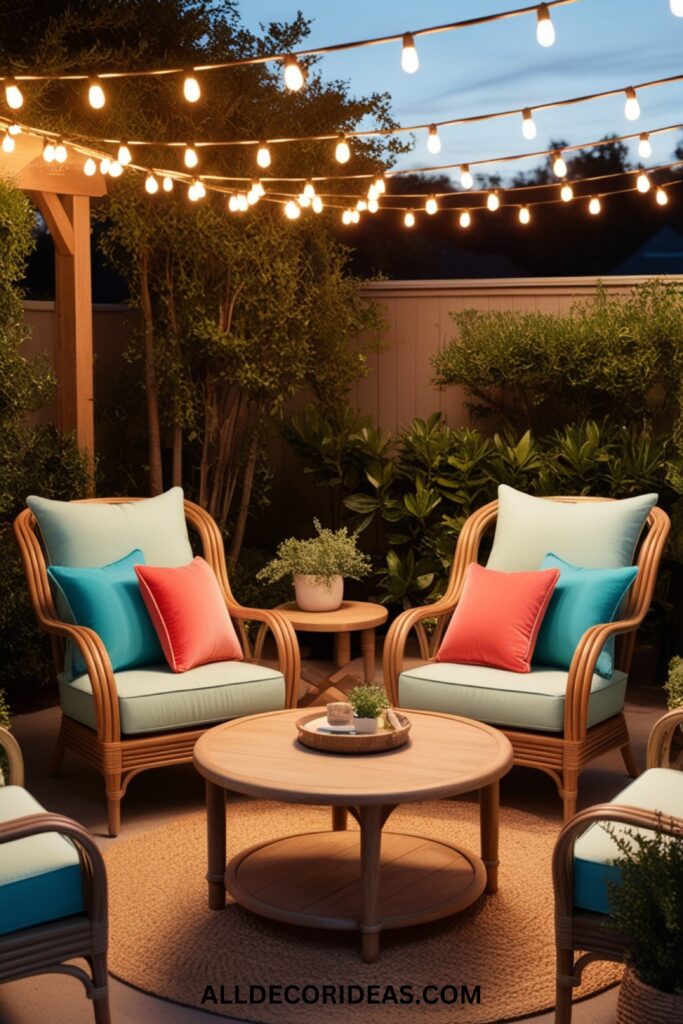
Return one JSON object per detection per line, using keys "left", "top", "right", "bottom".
{"left": 242, "top": 1, "right": 683, "bottom": 183}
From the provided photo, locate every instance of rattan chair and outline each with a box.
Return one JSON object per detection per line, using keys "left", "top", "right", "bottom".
{"left": 552, "top": 707, "right": 683, "bottom": 1023}
{"left": 0, "top": 727, "right": 110, "bottom": 1023}
{"left": 14, "top": 497, "right": 300, "bottom": 835}
{"left": 383, "top": 497, "right": 671, "bottom": 821}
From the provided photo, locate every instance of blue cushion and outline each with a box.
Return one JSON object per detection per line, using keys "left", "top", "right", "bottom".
{"left": 0, "top": 786, "right": 84, "bottom": 935}
{"left": 533, "top": 553, "right": 637, "bottom": 678}
{"left": 48, "top": 549, "right": 163, "bottom": 675}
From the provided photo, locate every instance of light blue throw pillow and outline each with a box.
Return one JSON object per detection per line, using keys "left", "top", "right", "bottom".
{"left": 533, "top": 553, "right": 638, "bottom": 678}
{"left": 48, "top": 550, "right": 163, "bottom": 676}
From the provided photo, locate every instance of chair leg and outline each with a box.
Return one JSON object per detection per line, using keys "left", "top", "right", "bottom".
{"left": 105, "top": 774, "right": 122, "bottom": 837}
{"left": 90, "top": 952, "right": 111, "bottom": 1024}
{"left": 620, "top": 741, "right": 639, "bottom": 779}
{"left": 561, "top": 769, "right": 579, "bottom": 823}
{"left": 555, "top": 948, "right": 575, "bottom": 1024}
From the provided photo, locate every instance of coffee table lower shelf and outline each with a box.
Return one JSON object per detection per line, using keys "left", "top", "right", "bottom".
{"left": 225, "top": 829, "right": 487, "bottom": 957}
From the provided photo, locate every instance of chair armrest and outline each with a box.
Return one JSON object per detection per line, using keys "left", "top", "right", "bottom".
{"left": 0, "top": 727, "right": 24, "bottom": 786}
{"left": 383, "top": 599, "right": 458, "bottom": 705}
{"left": 0, "top": 812, "right": 108, "bottom": 934}
{"left": 647, "top": 707, "right": 683, "bottom": 769}
{"left": 229, "top": 606, "right": 300, "bottom": 709}
{"left": 564, "top": 615, "right": 640, "bottom": 740}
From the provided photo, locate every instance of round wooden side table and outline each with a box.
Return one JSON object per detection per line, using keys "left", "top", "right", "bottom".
{"left": 254, "top": 599, "right": 388, "bottom": 684}
{"left": 194, "top": 708, "right": 513, "bottom": 963}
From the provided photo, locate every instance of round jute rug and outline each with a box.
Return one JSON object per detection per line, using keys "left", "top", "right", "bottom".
{"left": 105, "top": 797, "right": 621, "bottom": 1023}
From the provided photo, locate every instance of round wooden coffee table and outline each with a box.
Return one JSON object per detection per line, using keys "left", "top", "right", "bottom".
{"left": 193, "top": 708, "right": 513, "bottom": 962}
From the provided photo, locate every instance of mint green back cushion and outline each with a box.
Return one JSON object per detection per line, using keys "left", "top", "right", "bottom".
{"left": 487, "top": 486, "right": 657, "bottom": 573}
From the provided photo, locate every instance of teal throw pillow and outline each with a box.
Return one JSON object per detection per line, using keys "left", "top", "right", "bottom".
{"left": 48, "top": 549, "right": 163, "bottom": 676}
{"left": 533, "top": 553, "right": 638, "bottom": 679}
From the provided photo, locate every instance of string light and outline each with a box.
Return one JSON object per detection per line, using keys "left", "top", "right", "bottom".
{"left": 425, "top": 195, "right": 438, "bottom": 215}
{"left": 656, "top": 186, "right": 669, "bottom": 204}
{"left": 228, "top": 192, "right": 239, "bottom": 212}
{"left": 552, "top": 149, "right": 567, "bottom": 177}
{"left": 342, "top": 208, "right": 352, "bottom": 225}
{"left": 638, "top": 133, "right": 652, "bottom": 158}
{"left": 183, "top": 72, "right": 201, "bottom": 102}
{"left": 108, "top": 159, "right": 123, "bottom": 177}
{"left": 256, "top": 143, "right": 271, "bottom": 168}
{"left": 351, "top": 209, "right": 360, "bottom": 223}
{"left": 375, "top": 175, "right": 386, "bottom": 194}
{"left": 427, "top": 124, "right": 441, "bottom": 154}
{"left": 99, "top": 156, "right": 111, "bottom": 174}
{"left": 459, "top": 210, "right": 471, "bottom": 228}
{"left": 53, "top": 138, "right": 67, "bottom": 163}
{"left": 401, "top": 33, "right": 419, "bottom": 73}
{"left": 5, "top": 77, "right": 23, "bottom": 110}
{"left": 162, "top": 174, "right": 174, "bottom": 191}
{"left": 184, "top": 145, "right": 198, "bottom": 168}
{"left": 522, "top": 108, "right": 537, "bottom": 140}
{"left": 252, "top": 178, "right": 265, "bottom": 197}
{"left": 145, "top": 173, "right": 159, "bottom": 194}
{"left": 88, "top": 76, "right": 106, "bottom": 109}
{"left": 7, "top": 123, "right": 21, "bottom": 135}
{"left": 560, "top": 183, "right": 573, "bottom": 202}
{"left": 460, "top": 165, "right": 474, "bottom": 189}
{"left": 367, "top": 182, "right": 379, "bottom": 201}
{"left": 670, "top": 0, "right": 683, "bottom": 15}
{"left": 42, "top": 138, "right": 56, "bottom": 163}
{"left": 335, "top": 134, "right": 351, "bottom": 164}
{"left": 283, "top": 55, "right": 305, "bottom": 91}
{"left": 237, "top": 191, "right": 248, "bottom": 211}
{"left": 83, "top": 157, "right": 97, "bottom": 176}
{"left": 636, "top": 170, "right": 651, "bottom": 193}
{"left": 487, "top": 191, "right": 500, "bottom": 211}
{"left": 248, "top": 185, "right": 261, "bottom": 205}
{"left": 624, "top": 87, "right": 640, "bottom": 121}
{"left": 117, "top": 143, "right": 132, "bottom": 165}
{"left": 356, "top": 198, "right": 367, "bottom": 211}
{"left": 303, "top": 180, "right": 316, "bottom": 201}
{"left": 404, "top": 210, "right": 415, "bottom": 227}
{"left": 297, "top": 188, "right": 310, "bottom": 207}
{"left": 312, "top": 194, "right": 323, "bottom": 213}
{"left": 188, "top": 178, "right": 206, "bottom": 201}
{"left": 519, "top": 205, "right": 531, "bottom": 224}
{"left": 368, "top": 197, "right": 379, "bottom": 213}
{"left": 536, "top": 3, "right": 556, "bottom": 46}
{"left": 588, "top": 195, "right": 601, "bottom": 215}
{"left": 1, "top": 132, "right": 14, "bottom": 153}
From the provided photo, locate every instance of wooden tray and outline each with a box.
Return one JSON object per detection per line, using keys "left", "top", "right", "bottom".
{"left": 296, "top": 712, "right": 411, "bottom": 754}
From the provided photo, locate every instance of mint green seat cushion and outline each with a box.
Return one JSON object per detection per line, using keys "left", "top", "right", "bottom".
{"left": 398, "top": 662, "right": 627, "bottom": 733}
{"left": 487, "top": 485, "right": 657, "bottom": 573}
{"left": 0, "top": 786, "right": 84, "bottom": 936}
{"left": 59, "top": 660, "right": 286, "bottom": 735}
{"left": 573, "top": 767, "right": 683, "bottom": 915}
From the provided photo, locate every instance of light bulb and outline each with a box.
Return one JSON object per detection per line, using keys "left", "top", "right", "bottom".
{"left": 283, "top": 56, "right": 305, "bottom": 92}
{"left": 83, "top": 157, "right": 97, "bottom": 176}
{"left": 335, "top": 134, "right": 351, "bottom": 164}
{"left": 351, "top": 209, "right": 360, "bottom": 224}
{"left": 312, "top": 195, "right": 323, "bottom": 213}
{"left": 367, "top": 183, "right": 379, "bottom": 201}
{"left": 375, "top": 175, "right": 386, "bottom": 194}
{"left": 560, "top": 183, "right": 573, "bottom": 202}
{"left": 252, "top": 179, "right": 265, "bottom": 197}
{"left": 162, "top": 175, "right": 174, "bottom": 192}
{"left": 298, "top": 192, "right": 310, "bottom": 208}
{"left": 342, "top": 209, "right": 352, "bottom": 225}
{"left": 459, "top": 210, "right": 471, "bottom": 228}
{"left": 401, "top": 33, "right": 419, "bottom": 73}
{"left": 671, "top": 0, "right": 683, "bottom": 15}
{"left": 184, "top": 146, "right": 198, "bottom": 169}
{"left": 183, "top": 73, "right": 201, "bottom": 103}
{"left": 638, "top": 133, "right": 652, "bottom": 159}
{"left": 656, "top": 187, "right": 669, "bottom": 205}
{"left": 228, "top": 193, "right": 239, "bottom": 212}
{"left": 117, "top": 143, "right": 132, "bottom": 166}
{"left": 1, "top": 133, "right": 14, "bottom": 153}
{"left": 285, "top": 200, "right": 301, "bottom": 219}
{"left": 427, "top": 124, "right": 441, "bottom": 155}
{"left": 519, "top": 206, "right": 531, "bottom": 225}
{"left": 487, "top": 191, "right": 500, "bottom": 211}
{"left": 356, "top": 199, "right": 367, "bottom": 211}
{"left": 256, "top": 143, "right": 271, "bottom": 169}
{"left": 303, "top": 180, "right": 316, "bottom": 200}
{"left": 196, "top": 180, "right": 207, "bottom": 199}
{"left": 588, "top": 196, "right": 601, "bottom": 215}
{"left": 536, "top": 3, "right": 555, "bottom": 46}
{"left": 425, "top": 195, "right": 438, "bottom": 215}
{"left": 247, "top": 187, "right": 261, "bottom": 205}
{"left": 624, "top": 87, "right": 640, "bottom": 121}
{"left": 5, "top": 77, "right": 23, "bottom": 110}
{"left": 108, "top": 159, "right": 123, "bottom": 177}
{"left": 54, "top": 140, "right": 67, "bottom": 164}
{"left": 145, "top": 173, "right": 159, "bottom": 194}
{"left": 404, "top": 210, "right": 415, "bottom": 228}
{"left": 368, "top": 197, "right": 379, "bottom": 213}
{"left": 636, "top": 171, "right": 651, "bottom": 193}
{"left": 99, "top": 157, "right": 110, "bottom": 175}
{"left": 42, "top": 139, "right": 55, "bottom": 163}
{"left": 188, "top": 181, "right": 199, "bottom": 202}
{"left": 521, "top": 108, "right": 537, "bottom": 140}
{"left": 552, "top": 150, "right": 567, "bottom": 178}
{"left": 88, "top": 77, "right": 106, "bottom": 109}
{"left": 237, "top": 192, "right": 248, "bottom": 212}
{"left": 460, "top": 165, "right": 474, "bottom": 190}
{"left": 8, "top": 123, "right": 21, "bottom": 135}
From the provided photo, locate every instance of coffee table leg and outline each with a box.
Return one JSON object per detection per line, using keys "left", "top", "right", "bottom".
{"left": 360, "top": 804, "right": 383, "bottom": 963}
{"left": 334, "top": 631, "right": 351, "bottom": 668}
{"left": 479, "top": 780, "right": 500, "bottom": 894}
{"left": 360, "top": 628, "right": 376, "bottom": 684}
{"left": 206, "top": 780, "right": 227, "bottom": 909}
{"left": 332, "top": 806, "right": 348, "bottom": 831}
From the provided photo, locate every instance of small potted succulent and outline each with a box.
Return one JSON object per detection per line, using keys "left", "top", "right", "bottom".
{"left": 257, "top": 519, "right": 371, "bottom": 612}
{"left": 348, "top": 684, "right": 389, "bottom": 734}
{"left": 665, "top": 656, "right": 683, "bottom": 768}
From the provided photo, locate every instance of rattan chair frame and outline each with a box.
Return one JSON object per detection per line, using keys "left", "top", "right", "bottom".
{"left": 0, "top": 727, "right": 110, "bottom": 1023}
{"left": 383, "top": 497, "right": 671, "bottom": 821}
{"left": 551, "top": 706, "right": 683, "bottom": 1023}
{"left": 13, "top": 497, "right": 301, "bottom": 836}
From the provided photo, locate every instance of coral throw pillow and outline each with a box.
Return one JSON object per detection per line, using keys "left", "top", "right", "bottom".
{"left": 435, "top": 563, "right": 560, "bottom": 673}
{"left": 135, "top": 557, "right": 243, "bottom": 673}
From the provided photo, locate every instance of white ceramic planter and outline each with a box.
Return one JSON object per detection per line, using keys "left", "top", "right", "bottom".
{"left": 294, "top": 573, "right": 343, "bottom": 612}
{"left": 353, "top": 717, "right": 378, "bottom": 734}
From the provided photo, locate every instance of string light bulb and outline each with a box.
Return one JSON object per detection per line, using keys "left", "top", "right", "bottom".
{"left": 83, "top": 157, "right": 97, "bottom": 176}
{"left": 145, "top": 173, "right": 159, "bottom": 194}
{"left": 521, "top": 108, "right": 537, "bottom": 140}
{"left": 536, "top": 3, "right": 555, "bottom": 46}
{"left": 342, "top": 209, "right": 353, "bottom": 225}
{"left": 256, "top": 143, "right": 271, "bottom": 169}
{"left": 283, "top": 56, "right": 305, "bottom": 91}
{"left": 588, "top": 195, "right": 601, "bottom": 215}
{"left": 5, "top": 77, "right": 23, "bottom": 110}
{"left": 184, "top": 145, "right": 198, "bottom": 169}
{"left": 335, "top": 134, "right": 351, "bottom": 164}
{"left": 54, "top": 139, "right": 67, "bottom": 163}
{"left": 638, "top": 133, "right": 652, "bottom": 159}
{"left": 459, "top": 210, "right": 471, "bottom": 228}
{"left": 425, "top": 195, "right": 438, "bottom": 215}
{"left": 518, "top": 205, "right": 531, "bottom": 224}
{"left": 252, "top": 178, "right": 265, "bottom": 198}
{"left": 671, "top": 0, "right": 683, "bottom": 15}
{"left": 237, "top": 192, "right": 248, "bottom": 212}
{"left": 560, "top": 183, "right": 573, "bottom": 202}
{"left": 401, "top": 33, "right": 419, "bottom": 73}
{"left": 367, "top": 182, "right": 379, "bottom": 201}
{"left": 656, "top": 187, "right": 669, "bottom": 205}
{"left": 87, "top": 77, "right": 106, "bottom": 109}
{"left": 460, "top": 165, "right": 474, "bottom": 190}
{"left": 427, "top": 124, "right": 441, "bottom": 154}
{"left": 7, "top": 123, "right": 21, "bottom": 135}
{"left": 298, "top": 190, "right": 311, "bottom": 208}
{"left": 552, "top": 150, "right": 567, "bottom": 177}
{"left": 636, "top": 171, "right": 651, "bottom": 193}
{"left": 375, "top": 176, "right": 386, "bottom": 194}
{"left": 117, "top": 143, "right": 132, "bottom": 166}
{"left": 108, "top": 159, "right": 123, "bottom": 177}
{"left": 303, "top": 180, "right": 316, "bottom": 201}
{"left": 1, "top": 132, "right": 14, "bottom": 153}
{"left": 162, "top": 175, "right": 174, "bottom": 192}
{"left": 42, "top": 138, "right": 56, "bottom": 163}
{"left": 486, "top": 191, "right": 500, "bottom": 211}
{"left": 312, "top": 194, "right": 323, "bottom": 213}
{"left": 188, "top": 179, "right": 206, "bottom": 201}
{"left": 404, "top": 210, "right": 415, "bottom": 228}
{"left": 356, "top": 199, "right": 367, "bottom": 212}
{"left": 351, "top": 209, "right": 360, "bottom": 224}
{"left": 183, "top": 72, "right": 201, "bottom": 103}
{"left": 368, "top": 197, "right": 379, "bottom": 213}
{"left": 228, "top": 193, "right": 239, "bottom": 212}
{"left": 624, "top": 87, "right": 640, "bottom": 121}
{"left": 99, "top": 157, "right": 111, "bottom": 175}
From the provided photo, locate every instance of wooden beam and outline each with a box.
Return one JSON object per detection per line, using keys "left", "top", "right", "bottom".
{"left": 28, "top": 191, "right": 74, "bottom": 254}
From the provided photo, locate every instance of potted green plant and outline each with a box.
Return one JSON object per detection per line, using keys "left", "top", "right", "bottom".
{"left": 665, "top": 656, "right": 683, "bottom": 768}
{"left": 347, "top": 684, "right": 389, "bottom": 734}
{"left": 257, "top": 519, "right": 371, "bottom": 612}
{"left": 607, "top": 818, "right": 683, "bottom": 1023}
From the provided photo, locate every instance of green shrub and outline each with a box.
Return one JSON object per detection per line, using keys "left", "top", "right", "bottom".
{"left": 257, "top": 519, "right": 371, "bottom": 589}
{"left": 348, "top": 685, "right": 389, "bottom": 719}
